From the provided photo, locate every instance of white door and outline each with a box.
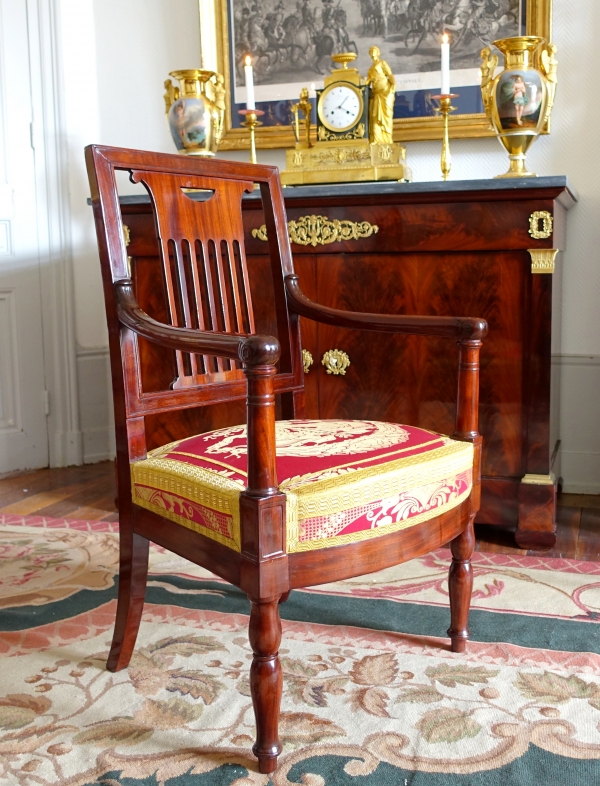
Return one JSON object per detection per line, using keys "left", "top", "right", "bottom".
{"left": 0, "top": 0, "right": 49, "bottom": 472}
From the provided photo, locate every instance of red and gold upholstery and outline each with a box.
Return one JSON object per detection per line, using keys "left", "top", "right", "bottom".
{"left": 131, "top": 420, "right": 473, "bottom": 553}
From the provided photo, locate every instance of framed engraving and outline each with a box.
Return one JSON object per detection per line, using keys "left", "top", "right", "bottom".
{"left": 199, "top": 0, "right": 552, "bottom": 149}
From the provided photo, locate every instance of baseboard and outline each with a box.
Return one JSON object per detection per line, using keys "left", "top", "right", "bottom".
{"left": 52, "top": 429, "right": 83, "bottom": 467}
{"left": 76, "top": 347, "right": 115, "bottom": 464}
{"left": 560, "top": 450, "right": 600, "bottom": 494}
{"left": 552, "top": 353, "right": 600, "bottom": 367}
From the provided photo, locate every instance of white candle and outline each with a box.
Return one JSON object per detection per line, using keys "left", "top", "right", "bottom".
{"left": 244, "top": 55, "right": 255, "bottom": 110}
{"left": 441, "top": 33, "right": 450, "bottom": 95}
{"left": 309, "top": 82, "right": 316, "bottom": 99}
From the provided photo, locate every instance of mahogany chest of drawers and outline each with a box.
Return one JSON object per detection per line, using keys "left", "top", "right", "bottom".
{"left": 120, "top": 176, "right": 576, "bottom": 549}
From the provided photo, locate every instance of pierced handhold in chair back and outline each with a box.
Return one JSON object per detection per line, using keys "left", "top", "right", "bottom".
{"left": 131, "top": 170, "right": 257, "bottom": 388}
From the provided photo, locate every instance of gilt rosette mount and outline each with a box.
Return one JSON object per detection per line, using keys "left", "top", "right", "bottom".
{"left": 322, "top": 349, "right": 351, "bottom": 376}
{"left": 164, "top": 69, "right": 226, "bottom": 156}
{"left": 281, "top": 52, "right": 411, "bottom": 186}
{"left": 481, "top": 37, "right": 558, "bottom": 178}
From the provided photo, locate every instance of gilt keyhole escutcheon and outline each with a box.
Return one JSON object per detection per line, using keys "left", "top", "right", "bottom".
{"left": 528, "top": 211, "right": 553, "bottom": 240}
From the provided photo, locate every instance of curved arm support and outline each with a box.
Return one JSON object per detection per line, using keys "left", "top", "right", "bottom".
{"left": 285, "top": 275, "right": 487, "bottom": 340}
{"left": 114, "top": 279, "right": 280, "bottom": 367}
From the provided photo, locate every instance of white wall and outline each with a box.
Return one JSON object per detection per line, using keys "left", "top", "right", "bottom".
{"left": 59, "top": 0, "right": 201, "bottom": 461}
{"left": 61, "top": 0, "right": 600, "bottom": 490}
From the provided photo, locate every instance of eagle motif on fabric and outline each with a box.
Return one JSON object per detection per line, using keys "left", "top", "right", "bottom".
{"left": 203, "top": 420, "right": 410, "bottom": 459}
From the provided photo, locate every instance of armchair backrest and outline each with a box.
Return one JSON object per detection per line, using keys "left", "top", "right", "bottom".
{"left": 85, "top": 146, "right": 304, "bottom": 459}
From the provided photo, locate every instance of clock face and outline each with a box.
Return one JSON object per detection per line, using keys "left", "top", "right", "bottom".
{"left": 318, "top": 84, "right": 363, "bottom": 132}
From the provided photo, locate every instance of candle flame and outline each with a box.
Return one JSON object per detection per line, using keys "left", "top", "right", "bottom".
{"left": 442, "top": 33, "right": 449, "bottom": 44}
{"left": 244, "top": 55, "right": 252, "bottom": 67}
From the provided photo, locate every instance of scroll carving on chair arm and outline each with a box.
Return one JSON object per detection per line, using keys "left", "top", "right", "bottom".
{"left": 285, "top": 275, "right": 487, "bottom": 340}
{"left": 114, "top": 279, "right": 280, "bottom": 366}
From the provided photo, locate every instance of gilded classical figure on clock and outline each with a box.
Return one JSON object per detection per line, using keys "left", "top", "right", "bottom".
{"left": 366, "top": 46, "right": 395, "bottom": 145}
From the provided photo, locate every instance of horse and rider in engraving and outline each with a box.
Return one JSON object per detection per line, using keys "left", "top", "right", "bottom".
{"left": 234, "top": 0, "right": 357, "bottom": 79}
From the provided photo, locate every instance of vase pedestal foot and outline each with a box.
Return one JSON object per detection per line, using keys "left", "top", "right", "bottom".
{"left": 495, "top": 153, "right": 536, "bottom": 179}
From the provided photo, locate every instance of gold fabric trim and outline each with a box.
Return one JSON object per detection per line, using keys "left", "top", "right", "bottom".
{"left": 167, "top": 451, "right": 247, "bottom": 477}
{"left": 285, "top": 441, "right": 472, "bottom": 508}
{"left": 134, "top": 492, "right": 239, "bottom": 549}
{"left": 287, "top": 486, "right": 471, "bottom": 553}
{"left": 284, "top": 441, "right": 472, "bottom": 551}
{"left": 133, "top": 437, "right": 472, "bottom": 556}
{"left": 131, "top": 459, "right": 243, "bottom": 551}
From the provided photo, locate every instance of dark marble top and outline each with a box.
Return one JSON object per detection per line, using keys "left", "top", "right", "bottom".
{"left": 114, "top": 175, "right": 577, "bottom": 207}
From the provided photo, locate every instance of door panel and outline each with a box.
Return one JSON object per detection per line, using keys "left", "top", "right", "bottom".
{"left": 0, "top": 0, "right": 48, "bottom": 471}
{"left": 315, "top": 251, "right": 527, "bottom": 479}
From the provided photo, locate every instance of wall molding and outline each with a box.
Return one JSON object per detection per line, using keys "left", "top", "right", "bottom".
{"left": 76, "top": 346, "right": 113, "bottom": 464}
{"left": 553, "top": 354, "right": 600, "bottom": 494}
{"left": 27, "top": 0, "right": 82, "bottom": 466}
{"left": 552, "top": 353, "right": 600, "bottom": 367}
{"left": 76, "top": 346, "right": 109, "bottom": 361}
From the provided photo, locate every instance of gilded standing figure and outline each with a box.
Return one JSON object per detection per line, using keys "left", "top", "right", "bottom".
{"left": 367, "top": 46, "right": 395, "bottom": 144}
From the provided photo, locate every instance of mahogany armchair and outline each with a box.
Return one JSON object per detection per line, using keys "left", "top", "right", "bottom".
{"left": 85, "top": 145, "right": 487, "bottom": 774}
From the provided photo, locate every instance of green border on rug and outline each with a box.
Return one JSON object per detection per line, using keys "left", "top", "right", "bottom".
{"left": 3, "top": 576, "right": 599, "bottom": 654}
{"left": 82, "top": 744, "right": 600, "bottom": 786}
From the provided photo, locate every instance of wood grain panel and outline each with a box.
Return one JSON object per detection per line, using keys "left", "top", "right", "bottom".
{"left": 313, "top": 252, "right": 526, "bottom": 479}
{"left": 244, "top": 199, "right": 563, "bottom": 256}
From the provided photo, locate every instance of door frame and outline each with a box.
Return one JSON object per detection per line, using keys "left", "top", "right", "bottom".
{"left": 26, "top": 0, "right": 82, "bottom": 467}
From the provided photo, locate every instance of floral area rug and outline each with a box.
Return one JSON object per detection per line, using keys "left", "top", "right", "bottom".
{"left": 2, "top": 513, "right": 600, "bottom": 785}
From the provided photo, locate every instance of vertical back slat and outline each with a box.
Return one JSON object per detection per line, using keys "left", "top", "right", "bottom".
{"left": 161, "top": 237, "right": 187, "bottom": 381}
{"left": 205, "top": 239, "right": 225, "bottom": 374}
{"left": 175, "top": 239, "right": 199, "bottom": 378}
{"left": 190, "top": 239, "right": 209, "bottom": 376}
{"left": 228, "top": 240, "right": 244, "bottom": 335}
{"left": 233, "top": 239, "right": 255, "bottom": 334}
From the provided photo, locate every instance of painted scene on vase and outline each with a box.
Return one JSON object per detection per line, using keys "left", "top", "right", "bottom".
{"left": 168, "top": 98, "right": 208, "bottom": 150}
{"left": 496, "top": 68, "right": 543, "bottom": 130}
{"left": 229, "top": 0, "right": 523, "bottom": 124}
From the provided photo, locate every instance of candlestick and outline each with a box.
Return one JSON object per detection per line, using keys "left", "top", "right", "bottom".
{"left": 239, "top": 108, "right": 264, "bottom": 164}
{"left": 244, "top": 55, "right": 255, "bottom": 110}
{"left": 441, "top": 33, "right": 450, "bottom": 96}
{"left": 432, "top": 94, "right": 458, "bottom": 181}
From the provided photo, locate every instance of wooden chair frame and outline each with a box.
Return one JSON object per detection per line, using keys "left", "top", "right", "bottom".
{"left": 85, "top": 144, "right": 487, "bottom": 774}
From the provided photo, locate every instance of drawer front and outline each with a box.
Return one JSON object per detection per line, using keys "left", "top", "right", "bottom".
{"left": 243, "top": 198, "right": 561, "bottom": 255}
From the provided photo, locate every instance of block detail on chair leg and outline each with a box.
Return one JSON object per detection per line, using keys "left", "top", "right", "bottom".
{"left": 447, "top": 515, "right": 475, "bottom": 654}
{"left": 107, "top": 531, "right": 149, "bottom": 672}
{"left": 248, "top": 597, "right": 283, "bottom": 774}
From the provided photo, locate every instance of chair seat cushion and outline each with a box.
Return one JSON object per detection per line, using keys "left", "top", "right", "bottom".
{"left": 131, "top": 420, "right": 473, "bottom": 553}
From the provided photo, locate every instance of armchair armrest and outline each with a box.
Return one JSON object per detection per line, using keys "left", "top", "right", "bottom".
{"left": 285, "top": 275, "right": 487, "bottom": 341}
{"left": 114, "top": 279, "right": 280, "bottom": 366}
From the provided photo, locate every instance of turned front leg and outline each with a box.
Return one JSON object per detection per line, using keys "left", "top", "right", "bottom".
{"left": 447, "top": 515, "right": 475, "bottom": 653}
{"left": 249, "top": 598, "right": 283, "bottom": 773}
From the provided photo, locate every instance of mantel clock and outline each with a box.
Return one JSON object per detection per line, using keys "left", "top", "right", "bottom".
{"left": 281, "top": 53, "right": 411, "bottom": 186}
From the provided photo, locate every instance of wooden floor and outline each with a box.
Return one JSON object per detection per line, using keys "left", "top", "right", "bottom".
{"left": 1, "top": 462, "right": 600, "bottom": 560}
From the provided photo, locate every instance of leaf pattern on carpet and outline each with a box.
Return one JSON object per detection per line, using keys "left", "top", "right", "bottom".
{"left": 3, "top": 520, "right": 600, "bottom": 783}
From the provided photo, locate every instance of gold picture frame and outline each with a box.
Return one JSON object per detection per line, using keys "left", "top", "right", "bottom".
{"left": 200, "top": 0, "right": 552, "bottom": 150}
